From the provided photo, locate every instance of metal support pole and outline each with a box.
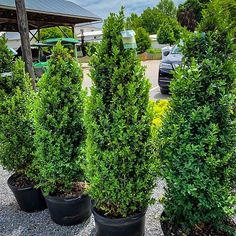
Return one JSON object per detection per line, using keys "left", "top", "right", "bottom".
{"left": 57, "top": 26, "right": 70, "bottom": 38}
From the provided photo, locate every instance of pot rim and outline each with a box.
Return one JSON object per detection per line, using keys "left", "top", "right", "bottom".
{"left": 92, "top": 207, "right": 147, "bottom": 225}
{"left": 7, "top": 173, "right": 34, "bottom": 191}
{"left": 45, "top": 193, "right": 89, "bottom": 202}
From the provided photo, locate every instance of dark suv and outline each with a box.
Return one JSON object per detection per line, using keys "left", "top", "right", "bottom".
{"left": 158, "top": 45, "right": 183, "bottom": 94}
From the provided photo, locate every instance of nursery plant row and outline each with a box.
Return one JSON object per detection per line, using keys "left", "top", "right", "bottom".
{"left": 0, "top": 6, "right": 235, "bottom": 236}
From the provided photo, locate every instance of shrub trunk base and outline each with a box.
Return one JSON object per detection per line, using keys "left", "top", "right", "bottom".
{"left": 45, "top": 194, "right": 91, "bottom": 226}
{"left": 7, "top": 174, "right": 47, "bottom": 212}
{"left": 93, "top": 208, "right": 146, "bottom": 236}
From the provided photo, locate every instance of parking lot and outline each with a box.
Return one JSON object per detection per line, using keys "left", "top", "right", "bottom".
{"left": 82, "top": 60, "right": 170, "bottom": 101}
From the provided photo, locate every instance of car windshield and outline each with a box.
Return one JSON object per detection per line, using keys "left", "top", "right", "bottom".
{"left": 171, "top": 46, "right": 180, "bottom": 54}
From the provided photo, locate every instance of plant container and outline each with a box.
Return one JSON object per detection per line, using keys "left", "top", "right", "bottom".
{"left": 93, "top": 208, "right": 146, "bottom": 236}
{"left": 45, "top": 194, "right": 91, "bottom": 226}
{"left": 160, "top": 211, "right": 176, "bottom": 236}
{"left": 7, "top": 174, "right": 47, "bottom": 212}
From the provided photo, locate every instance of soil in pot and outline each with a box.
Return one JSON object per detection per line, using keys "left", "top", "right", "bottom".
{"left": 45, "top": 182, "right": 91, "bottom": 226}
{"left": 7, "top": 173, "right": 47, "bottom": 212}
{"left": 160, "top": 212, "right": 236, "bottom": 236}
{"left": 92, "top": 208, "right": 146, "bottom": 236}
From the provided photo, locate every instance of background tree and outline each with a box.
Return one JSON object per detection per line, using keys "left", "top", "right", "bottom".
{"left": 157, "top": 0, "right": 177, "bottom": 18}
{"left": 140, "top": 7, "right": 165, "bottom": 34}
{"left": 126, "top": 0, "right": 180, "bottom": 35}
{"left": 135, "top": 27, "right": 151, "bottom": 53}
{"left": 157, "top": 17, "right": 183, "bottom": 44}
{"left": 40, "top": 27, "right": 73, "bottom": 41}
{"left": 125, "top": 13, "right": 141, "bottom": 31}
{"left": 177, "top": 0, "right": 210, "bottom": 31}
{"left": 157, "top": 22, "right": 175, "bottom": 45}
{"left": 168, "top": 17, "right": 182, "bottom": 41}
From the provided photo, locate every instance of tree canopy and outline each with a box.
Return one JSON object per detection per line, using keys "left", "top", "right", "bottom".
{"left": 126, "top": 0, "right": 178, "bottom": 35}
{"left": 135, "top": 27, "right": 151, "bottom": 53}
{"left": 40, "top": 27, "right": 73, "bottom": 41}
{"left": 177, "top": 0, "right": 210, "bottom": 31}
{"left": 157, "top": 0, "right": 177, "bottom": 18}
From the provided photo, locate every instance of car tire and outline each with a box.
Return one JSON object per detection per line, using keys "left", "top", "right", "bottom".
{"left": 160, "top": 88, "right": 169, "bottom": 94}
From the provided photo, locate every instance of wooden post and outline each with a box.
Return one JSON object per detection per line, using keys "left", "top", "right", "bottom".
{"left": 81, "top": 29, "right": 86, "bottom": 57}
{"left": 15, "top": 0, "right": 36, "bottom": 91}
{"left": 37, "top": 26, "right": 41, "bottom": 43}
{"left": 37, "top": 26, "right": 41, "bottom": 62}
{"left": 72, "top": 25, "right": 75, "bottom": 38}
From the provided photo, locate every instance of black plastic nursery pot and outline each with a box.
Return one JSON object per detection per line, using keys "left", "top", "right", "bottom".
{"left": 45, "top": 194, "right": 91, "bottom": 226}
{"left": 93, "top": 208, "right": 146, "bottom": 236}
{"left": 160, "top": 211, "right": 179, "bottom": 236}
{"left": 160, "top": 211, "right": 183, "bottom": 236}
{"left": 7, "top": 174, "right": 47, "bottom": 213}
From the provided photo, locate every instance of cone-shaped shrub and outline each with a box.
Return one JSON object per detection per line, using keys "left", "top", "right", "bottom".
{"left": 32, "top": 43, "right": 85, "bottom": 196}
{"left": 0, "top": 36, "right": 14, "bottom": 73}
{"left": 84, "top": 9, "right": 157, "bottom": 218}
{"left": 158, "top": 28, "right": 236, "bottom": 234}
{"left": 0, "top": 57, "right": 34, "bottom": 175}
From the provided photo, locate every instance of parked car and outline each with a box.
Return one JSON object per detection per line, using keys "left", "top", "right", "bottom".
{"left": 158, "top": 45, "right": 183, "bottom": 94}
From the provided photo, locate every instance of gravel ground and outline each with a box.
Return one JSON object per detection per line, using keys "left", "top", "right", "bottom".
{"left": 0, "top": 166, "right": 165, "bottom": 236}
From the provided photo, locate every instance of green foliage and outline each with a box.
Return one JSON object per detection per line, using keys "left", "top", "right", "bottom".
{"left": 219, "top": 0, "right": 236, "bottom": 30}
{"left": 84, "top": 42, "right": 99, "bottom": 56}
{"left": 0, "top": 59, "right": 34, "bottom": 175}
{"left": 125, "top": 13, "right": 141, "bottom": 31}
{"left": 157, "top": 0, "right": 177, "bottom": 18}
{"left": 0, "top": 36, "right": 14, "bottom": 73}
{"left": 158, "top": 26, "right": 236, "bottom": 235}
{"left": 150, "top": 100, "right": 169, "bottom": 136}
{"left": 158, "top": 23, "right": 175, "bottom": 45}
{"left": 151, "top": 100, "right": 169, "bottom": 128}
{"left": 182, "top": 32, "right": 234, "bottom": 66}
{"left": 40, "top": 27, "right": 73, "bottom": 41}
{"left": 140, "top": 7, "right": 167, "bottom": 34}
{"left": 170, "top": 18, "right": 183, "bottom": 41}
{"left": 32, "top": 43, "right": 85, "bottom": 196}
{"left": 126, "top": 1, "right": 179, "bottom": 35}
{"left": 177, "top": 0, "right": 210, "bottom": 31}
{"left": 146, "top": 48, "right": 162, "bottom": 54}
{"left": 135, "top": 27, "right": 151, "bottom": 53}
{"left": 181, "top": 32, "right": 208, "bottom": 63}
{"left": 157, "top": 17, "right": 182, "bottom": 44}
{"left": 198, "top": 0, "right": 236, "bottom": 33}
{"left": 84, "top": 9, "right": 157, "bottom": 218}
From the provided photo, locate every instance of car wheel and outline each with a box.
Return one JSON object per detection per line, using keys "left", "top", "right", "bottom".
{"left": 160, "top": 88, "right": 169, "bottom": 94}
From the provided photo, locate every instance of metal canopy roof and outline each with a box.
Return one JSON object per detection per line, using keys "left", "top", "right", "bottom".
{"left": 0, "top": 0, "right": 101, "bottom": 32}
{"left": 45, "top": 38, "right": 80, "bottom": 44}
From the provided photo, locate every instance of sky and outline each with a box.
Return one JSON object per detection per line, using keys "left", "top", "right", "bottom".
{"left": 69, "top": 0, "right": 185, "bottom": 19}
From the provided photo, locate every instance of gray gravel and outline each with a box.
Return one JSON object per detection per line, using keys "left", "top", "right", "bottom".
{"left": 0, "top": 166, "right": 165, "bottom": 236}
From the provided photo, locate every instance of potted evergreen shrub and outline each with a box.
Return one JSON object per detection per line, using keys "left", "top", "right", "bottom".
{"left": 0, "top": 36, "right": 46, "bottom": 212}
{"left": 158, "top": 20, "right": 236, "bottom": 236}
{"left": 32, "top": 42, "right": 90, "bottom": 226}
{"left": 84, "top": 9, "right": 157, "bottom": 236}
{"left": 0, "top": 36, "right": 13, "bottom": 73}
